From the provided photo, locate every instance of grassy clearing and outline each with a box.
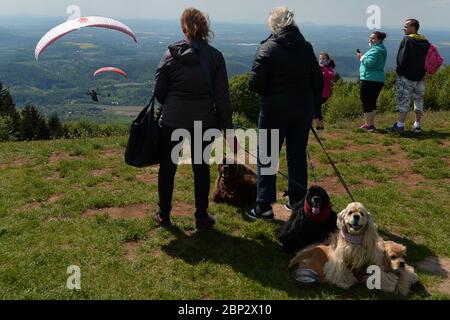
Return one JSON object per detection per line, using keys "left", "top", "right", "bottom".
{"left": 0, "top": 111, "right": 449, "bottom": 299}
{"left": 65, "top": 42, "right": 99, "bottom": 50}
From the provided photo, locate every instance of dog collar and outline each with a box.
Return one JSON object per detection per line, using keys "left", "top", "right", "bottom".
{"left": 341, "top": 229, "right": 364, "bottom": 245}
{"left": 304, "top": 201, "right": 332, "bottom": 223}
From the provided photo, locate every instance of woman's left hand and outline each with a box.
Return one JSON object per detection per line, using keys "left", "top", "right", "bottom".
{"left": 356, "top": 52, "right": 363, "bottom": 60}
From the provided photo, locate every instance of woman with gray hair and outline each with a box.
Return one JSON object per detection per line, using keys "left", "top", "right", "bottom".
{"left": 246, "top": 7, "right": 323, "bottom": 220}
{"left": 268, "top": 6, "right": 296, "bottom": 34}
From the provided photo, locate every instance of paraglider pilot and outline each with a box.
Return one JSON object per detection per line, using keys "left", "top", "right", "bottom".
{"left": 87, "top": 89, "right": 100, "bottom": 102}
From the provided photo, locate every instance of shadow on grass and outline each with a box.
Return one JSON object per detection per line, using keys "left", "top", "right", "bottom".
{"left": 161, "top": 226, "right": 430, "bottom": 299}
{"left": 379, "top": 229, "right": 439, "bottom": 262}
{"left": 376, "top": 129, "right": 450, "bottom": 141}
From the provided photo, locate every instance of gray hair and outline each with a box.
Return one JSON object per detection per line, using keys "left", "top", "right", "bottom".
{"left": 268, "top": 7, "right": 296, "bottom": 35}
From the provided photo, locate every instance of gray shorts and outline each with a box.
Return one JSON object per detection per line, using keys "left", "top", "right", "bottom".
{"left": 396, "top": 76, "right": 425, "bottom": 113}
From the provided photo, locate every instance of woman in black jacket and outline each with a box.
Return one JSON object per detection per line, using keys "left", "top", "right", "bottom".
{"left": 154, "top": 7, "right": 233, "bottom": 231}
{"left": 246, "top": 7, "right": 323, "bottom": 220}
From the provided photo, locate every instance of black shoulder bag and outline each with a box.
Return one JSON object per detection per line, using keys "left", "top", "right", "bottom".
{"left": 124, "top": 95, "right": 161, "bottom": 167}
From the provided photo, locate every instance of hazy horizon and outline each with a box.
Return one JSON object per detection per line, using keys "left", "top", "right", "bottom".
{"left": 0, "top": 0, "right": 449, "bottom": 29}
{"left": 0, "top": 15, "right": 449, "bottom": 34}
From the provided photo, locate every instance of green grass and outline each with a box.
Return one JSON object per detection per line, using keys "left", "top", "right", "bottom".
{"left": 412, "top": 158, "right": 450, "bottom": 179}
{"left": 0, "top": 111, "right": 449, "bottom": 300}
{"left": 65, "top": 42, "right": 99, "bottom": 50}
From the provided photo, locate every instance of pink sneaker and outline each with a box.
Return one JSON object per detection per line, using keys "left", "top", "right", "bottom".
{"left": 360, "top": 124, "right": 370, "bottom": 129}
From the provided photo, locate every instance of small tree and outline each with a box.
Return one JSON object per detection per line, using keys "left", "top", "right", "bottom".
{"left": 0, "top": 83, "right": 15, "bottom": 116}
{"left": 0, "top": 82, "right": 20, "bottom": 137}
{"left": 0, "top": 116, "right": 13, "bottom": 141}
{"left": 20, "top": 104, "right": 42, "bottom": 140}
{"left": 48, "top": 112, "right": 63, "bottom": 139}
{"left": 37, "top": 117, "right": 50, "bottom": 140}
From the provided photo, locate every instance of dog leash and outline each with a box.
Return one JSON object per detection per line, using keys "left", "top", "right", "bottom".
{"left": 306, "top": 147, "right": 319, "bottom": 186}
{"left": 310, "top": 127, "right": 355, "bottom": 203}
{"left": 225, "top": 133, "right": 307, "bottom": 193}
{"left": 240, "top": 147, "right": 308, "bottom": 192}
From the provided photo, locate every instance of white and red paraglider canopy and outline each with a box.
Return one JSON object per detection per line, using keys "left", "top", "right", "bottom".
{"left": 35, "top": 16, "right": 138, "bottom": 60}
{"left": 93, "top": 67, "right": 128, "bottom": 78}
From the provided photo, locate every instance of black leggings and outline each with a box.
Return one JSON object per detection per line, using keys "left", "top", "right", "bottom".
{"left": 158, "top": 126, "right": 213, "bottom": 218}
{"left": 314, "top": 97, "right": 328, "bottom": 121}
{"left": 360, "top": 80, "right": 384, "bottom": 113}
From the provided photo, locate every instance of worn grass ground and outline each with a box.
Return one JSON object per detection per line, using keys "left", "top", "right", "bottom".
{"left": 0, "top": 111, "right": 449, "bottom": 299}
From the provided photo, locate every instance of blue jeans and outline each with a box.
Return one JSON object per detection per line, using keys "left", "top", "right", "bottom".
{"left": 256, "top": 112, "right": 313, "bottom": 204}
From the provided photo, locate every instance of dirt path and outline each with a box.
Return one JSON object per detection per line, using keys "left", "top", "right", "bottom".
{"left": 417, "top": 256, "right": 450, "bottom": 296}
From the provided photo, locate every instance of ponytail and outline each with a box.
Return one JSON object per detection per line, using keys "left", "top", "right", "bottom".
{"left": 328, "top": 59, "right": 336, "bottom": 69}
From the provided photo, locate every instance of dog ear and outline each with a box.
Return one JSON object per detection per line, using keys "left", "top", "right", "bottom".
{"left": 322, "top": 188, "right": 330, "bottom": 204}
{"left": 382, "top": 248, "right": 392, "bottom": 269}
{"left": 381, "top": 240, "right": 393, "bottom": 257}
{"left": 362, "top": 213, "right": 380, "bottom": 251}
{"left": 317, "top": 186, "right": 326, "bottom": 196}
{"left": 398, "top": 243, "right": 407, "bottom": 257}
{"left": 337, "top": 208, "right": 347, "bottom": 230}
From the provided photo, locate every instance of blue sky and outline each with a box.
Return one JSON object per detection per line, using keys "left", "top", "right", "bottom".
{"left": 1, "top": 0, "right": 449, "bottom": 28}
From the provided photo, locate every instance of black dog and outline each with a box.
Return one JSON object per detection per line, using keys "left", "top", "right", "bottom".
{"left": 276, "top": 185, "right": 337, "bottom": 253}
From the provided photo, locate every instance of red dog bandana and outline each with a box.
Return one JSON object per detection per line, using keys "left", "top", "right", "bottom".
{"left": 304, "top": 200, "right": 332, "bottom": 223}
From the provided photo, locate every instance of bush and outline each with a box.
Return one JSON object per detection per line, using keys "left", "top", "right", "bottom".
{"left": 377, "top": 86, "right": 396, "bottom": 114}
{"left": 98, "top": 123, "right": 129, "bottom": 137}
{"left": 232, "top": 112, "right": 256, "bottom": 129}
{"left": 63, "top": 120, "right": 102, "bottom": 139}
{"left": 229, "top": 73, "right": 260, "bottom": 123}
{"left": 384, "top": 71, "right": 397, "bottom": 90}
{"left": 324, "top": 80, "right": 363, "bottom": 123}
{"left": 63, "top": 120, "right": 128, "bottom": 139}
{"left": 424, "top": 65, "right": 450, "bottom": 111}
{"left": 321, "top": 66, "right": 450, "bottom": 122}
{"left": 437, "top": 77, "right": 450, "bottom": 109}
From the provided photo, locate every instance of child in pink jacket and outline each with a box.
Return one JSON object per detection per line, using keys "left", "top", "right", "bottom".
{"left": 314, "top": 52, "right": 335, "bottom": 130}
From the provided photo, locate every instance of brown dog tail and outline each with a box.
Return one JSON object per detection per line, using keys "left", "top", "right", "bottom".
{"left": 288, "top": 257, "right": 300, "bottom": 270}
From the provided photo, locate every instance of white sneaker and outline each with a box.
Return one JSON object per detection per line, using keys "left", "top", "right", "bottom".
{"left": 412, "top": 126, "right": 422, "bottom": 133}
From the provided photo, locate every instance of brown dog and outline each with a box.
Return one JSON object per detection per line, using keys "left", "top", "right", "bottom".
{"left": 289, "top": 244, "right": 333, "bottom": 282}
{"left": 212, "top": 161, "right": 256, "bottom": 208}
{"left": 382, "top": 240, "right": 419, "bottom": 296}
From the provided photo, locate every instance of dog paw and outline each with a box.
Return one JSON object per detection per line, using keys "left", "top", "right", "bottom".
{"left": 335, "top": 274, "right": 358, "bottom": 289}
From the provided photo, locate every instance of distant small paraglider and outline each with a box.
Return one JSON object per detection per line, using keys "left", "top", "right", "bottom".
{"left": 35, "top": 16, "right": 138, "bottom": 60}
{"left": 87, "top": 89, "right": 100, "bottom": 102}
{"left": 93, "top": 67, "right": 128, "bottom": 79}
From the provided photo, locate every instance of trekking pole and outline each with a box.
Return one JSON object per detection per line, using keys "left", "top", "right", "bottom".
{"left": 310, "top": 127, "right": 355, "bottom": 202}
